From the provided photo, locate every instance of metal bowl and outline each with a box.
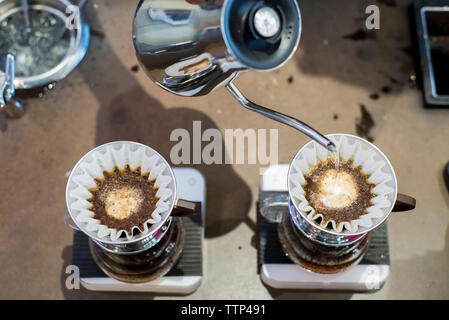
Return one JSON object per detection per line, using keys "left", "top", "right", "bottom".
{"left": 0, "top": 0, "right": 89, "bottom": 89}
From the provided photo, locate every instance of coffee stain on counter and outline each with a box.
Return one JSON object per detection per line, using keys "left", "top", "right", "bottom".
{"left": 343, "top": 29, "right": 377, "bottom": 41}
{"left": 90, "top": 28, "right": 106, "bottom": 39}
{"left": 381, "top": 85, "right": 392, "bottom": 94}
{"left": 369, "top": 93, "right": 380, "bottom": 100}
{"left": 377, "top": 0, "right": 397, "bottom": 7}
{"left": 356, "top": 104, "right": 375, "bottom": 143}
{"left": 130, "top": 65, "right": 139, "bottom": 73}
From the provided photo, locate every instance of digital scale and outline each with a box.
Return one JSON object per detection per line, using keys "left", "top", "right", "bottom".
{"left": 258, "top": 164, "right": 391, "bottom": 291}
{"left": 71, "top": 168, "right": 206, "bottom": 294}
{"left": 71, "top": 165, "right": 389, "bottom": 293}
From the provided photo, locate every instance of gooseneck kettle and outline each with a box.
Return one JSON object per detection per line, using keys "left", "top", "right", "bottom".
{"left": 133, "top": 0, "right": 335, "bottom": 151}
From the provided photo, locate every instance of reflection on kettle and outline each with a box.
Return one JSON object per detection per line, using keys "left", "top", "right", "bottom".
{"left": 133, "top": 0, "right": 336, "bottom": 152}
{"left": 148, "top": 8, "right": 193, "bottom": 26}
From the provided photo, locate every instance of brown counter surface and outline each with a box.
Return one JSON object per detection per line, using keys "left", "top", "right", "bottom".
{"left": 0, "top": 0, "right": 448, "bottom": 299}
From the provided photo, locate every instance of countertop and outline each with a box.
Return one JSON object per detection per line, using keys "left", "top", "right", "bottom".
{"left": 0, "top": 0, "right": 448, "bottom": 299}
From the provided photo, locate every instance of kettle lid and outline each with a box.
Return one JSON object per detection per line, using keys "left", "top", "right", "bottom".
{"left": 222, "top": 0, "right": 302, "bottom": 71}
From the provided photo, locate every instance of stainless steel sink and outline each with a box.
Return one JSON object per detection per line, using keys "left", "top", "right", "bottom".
{"left": 414, "top": 2, "right": 449, "bottom": 107}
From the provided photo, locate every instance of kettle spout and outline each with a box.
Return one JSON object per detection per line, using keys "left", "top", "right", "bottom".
{"left": 226, "top": 80, "right": 336, "bottom": 152}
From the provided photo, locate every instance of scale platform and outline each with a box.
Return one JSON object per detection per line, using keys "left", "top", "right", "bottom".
{"left": 71, "top": 168, "right": 206, "bottom": 294}
{"left": 259, "top": 164, "right": 390, "bottom": 291}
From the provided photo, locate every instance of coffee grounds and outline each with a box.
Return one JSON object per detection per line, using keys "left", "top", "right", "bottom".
{"left": 88, "top": 165, "right": 159, "bottom": 234}
{"left": 302, "top": 158, "right": 375, "bottom": 227}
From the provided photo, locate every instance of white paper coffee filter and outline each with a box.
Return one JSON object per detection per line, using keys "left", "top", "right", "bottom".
{"left": 66, "top": 142, "right": 175, "bottom": 242}
{"left": 288, "top": 134, "right": 397, "bottom": 234}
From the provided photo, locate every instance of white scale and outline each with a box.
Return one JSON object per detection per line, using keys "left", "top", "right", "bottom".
{"left": 78, "top": 166, "right": 388, "bottom": 293}
{"left": 80, "top": 168, "right": 206, "bottom": 294}
{"left": 260, "top": 164, "right": 390, "bottom": 291}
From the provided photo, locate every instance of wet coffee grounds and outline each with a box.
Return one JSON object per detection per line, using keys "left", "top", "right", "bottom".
{"left": 302, "top": 158, "right": 375, "bottom": 226}
{"left": 88, "top": 165, "right": 159, "bottom": 233}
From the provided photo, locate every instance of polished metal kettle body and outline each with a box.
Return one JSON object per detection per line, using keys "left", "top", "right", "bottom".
{"left": 133, "top": 0, "right": 335, "bottom": 151}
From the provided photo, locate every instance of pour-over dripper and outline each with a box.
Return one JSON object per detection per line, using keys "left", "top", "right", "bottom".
{"left": 133, "top": 0, "right": 335, "bottom": 152}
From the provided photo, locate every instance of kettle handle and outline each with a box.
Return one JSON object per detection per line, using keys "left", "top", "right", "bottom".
{"left": 392, "top": 193, "right": 416, "bottom": 212}
{"left": 172, "top": 199, "right": 201, "bottom": 217}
